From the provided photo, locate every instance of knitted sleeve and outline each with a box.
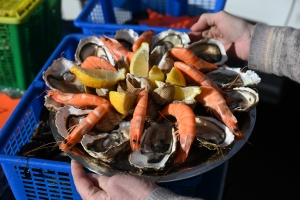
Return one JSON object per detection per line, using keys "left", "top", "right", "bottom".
{"left": 248, "top": 23, "right": 300, "bottom": 84}
{"left": 146, "top": 187, "right": 203, "bottom": 200}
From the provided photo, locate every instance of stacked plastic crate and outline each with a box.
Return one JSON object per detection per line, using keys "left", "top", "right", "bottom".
{"left": 0, "top": 0, "right": 62, "bottom": 91}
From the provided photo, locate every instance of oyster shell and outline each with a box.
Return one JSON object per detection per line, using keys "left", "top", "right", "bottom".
{"left": 43, "top": 58, "right": 86, "bottom": 93}
{"left": 75, "top": 36, "right": 115, "bottom": 66}
{"left": 151, "top": 29, "right": 190, "bottom": 51}
{"left": 81, "top": 121, "right": 130, "bottom": 163}
{"left": 195, "top": 116, "right": 235, "bottom": 149}
{"left": 55, "top": 105, "right": 92, "bottom": 138}
{"left": 114, "top": 28, "right": 139, "bottom": 51}
{"left": 188, "top": 38, "right": 228, "bottom": 65}
{"left": 206, "top": 65, "right": 261, "bottom": 89}
{"left": 225, "top": 86, "right": 259, "bottom": 112}
{"left": 128, "top": 122, "right": 177, "bottom": 171}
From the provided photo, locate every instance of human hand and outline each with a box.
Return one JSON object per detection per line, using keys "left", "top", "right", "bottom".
{"left": 188, "top": 11, "right": 255, "bottom": 63}
{"left": 71, "top": 160, "right": 159, "bottom": 200}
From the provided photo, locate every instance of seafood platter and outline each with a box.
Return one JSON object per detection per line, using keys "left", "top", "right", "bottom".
{"left": 43, "top": 29, "right": 260, "bottom": 182}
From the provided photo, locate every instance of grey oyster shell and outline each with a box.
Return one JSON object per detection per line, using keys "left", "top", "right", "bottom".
{"left": 195, "top": 115, "right": 235, "bottom": 149}
{"left": 187, "top": 38, "right": 228, "bottom": 65}
{"left": 43, "top": 58, "right": 86, "bottom": 93}
{"left": 206, "top": 65, "right": 261, "bottom": 89}
{"left": 81, "top": 121, "right": 130, "bottom": 163}
{"left": 225, "top": 86, "right": 259, "bottom": 112}
{"left": 75, "top": 36, "right": 115, "bottom": 66}
{"left": 151, "top": 29, "right": 190, "bottom": 51}
{"left": 128, "top": 122, "right": 177, "bottom": 171}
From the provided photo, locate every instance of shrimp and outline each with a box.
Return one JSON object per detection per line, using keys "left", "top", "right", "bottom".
{"left": 170, "top": 47, "right": 219, "bottom": 72}
{"left": 100, "top": 36, "right": 134, "bottom": 63}
{"left": 195, "top": 86, "right": 243, "bottom": 139}
{"left": 158, "top": 103, "right": 196, "bottom": 165}
{"left": 81, "top": 56, "right": 117, "bottom": 71}
{"left": 47, "top": 90, "right": 110, "bottom": 151}
{"left": 174, "top": 61, "right": 224, "bottom": 96}
{"left": 132, "top": 30, "right": 155, "bottom": 52}
{"left": 130, "top": 90, "right": 148, "bottom": 151}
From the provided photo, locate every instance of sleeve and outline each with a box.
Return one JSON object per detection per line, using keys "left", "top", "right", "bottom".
{"left": 248, "top": 23, "right": 300, "bottom": 84}
{"left": 145, "top": 187, "right": 203, "bottom": 200}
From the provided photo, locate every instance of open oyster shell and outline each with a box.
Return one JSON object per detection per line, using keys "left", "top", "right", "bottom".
{"left": 225, "top": 86, "right": 259, "bottom": 112}
{"left": 55, "top": 105, "right": 92, "bottom": 138}
{"left": 206, "top": 65, "right": 261, "bottom": 89}
{"left": 195, "top": 115, "right": 235, "bottom": 149}
{"left": 81, "top": 121, "right": 130, "bottom": 163}
{"left": 188, "top": 38, "right": 228, "bottom": 66}
{"left": 43, "top": 58, "right": 86, "bottom": 93}
{"left": 75, "top": 36, "right": 115, "bottom": 66}
{"left": 128, "top": 122, "right": 177, "bottom": 171}
{"left": 151, "top": 29, "right": 190, "bottom": 51}
{"left": 114, "top": 28, "right": 139, "bottom": 51}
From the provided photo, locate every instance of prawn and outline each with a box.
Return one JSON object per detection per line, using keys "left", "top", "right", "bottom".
{"left": 47, "top": 90, "right": 110, "bottom": 151}
{"left": 81, "top": 56, "right": 117, "bottom": 71}
{"left": 195, "top": 86, "right": 243, "bottom": 139}
{"left": 100, "top": 36, "right": 134, "bottom": 63}
{"left": 130, "top": 89, "right": 148, "bottom": 151}
{"left": 132, "top": 30, "right": 155, "bottom": 52}
{"left": 174, "top": 61, "right": 224, "bottom": 96}
{"left": 158, "top": 103, "right": 196, "bottom": 165}
{"left": 170, "top": 47, "right": 219, "bottom": 73}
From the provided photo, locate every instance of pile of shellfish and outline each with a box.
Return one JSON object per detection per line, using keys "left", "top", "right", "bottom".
{"left": 43, "top": 29, "right": 260, "bottom": 172}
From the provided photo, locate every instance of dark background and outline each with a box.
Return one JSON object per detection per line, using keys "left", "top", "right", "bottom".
{"left": 222, "top": 73, "right": 300, "bottom": 200}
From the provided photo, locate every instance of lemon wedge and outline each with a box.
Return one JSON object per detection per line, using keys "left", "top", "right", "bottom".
{"left": 173, "top": 85, "right": 201, "bottom": 101}
{"left": 166, "top": 67, "right": 186, "bottom": 87}
{"left": 148, "top": 65, "right": 164, "bottom": 87}
{"left": 129, "top": 42, "right": 149, "bottom": 78}
{"left": 70, "top": 65, "right": 126, "bottom": 88}
{"left": 109, "top": 91, "right": 136, "bottom": 116}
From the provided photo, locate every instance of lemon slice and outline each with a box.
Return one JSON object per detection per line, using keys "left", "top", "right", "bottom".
{"left": 173, "top": 85, "right": 201, "bottom": 101}
{"left": 148, "top": 65, "right": 164, "bottom": 87}
{"left": 70, "top": 65, "right": 126, "bottom": 88}
{"left": 129, "top": 42, "right": 149, "bottom": 78}
{"left": 166, "top": 67, "right": 186, "bottom": 87}
{"left": 109, "top": 91, "right": 136, "bottom": 116}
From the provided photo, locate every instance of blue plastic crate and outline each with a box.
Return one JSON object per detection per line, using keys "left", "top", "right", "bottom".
{"left": 74, "top": 0, "right": 226, "bottom": 35}
{"left": 0, "top": 34, "right": 207, "bottom": 199}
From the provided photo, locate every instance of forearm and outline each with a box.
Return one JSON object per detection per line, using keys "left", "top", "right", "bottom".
{"left": 248, "top": 23, "right": 300, "bottom": 84}
{"left": 146, "top": 187, "right": 203, "bottom": 200}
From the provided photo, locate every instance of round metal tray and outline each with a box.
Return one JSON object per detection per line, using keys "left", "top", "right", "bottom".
{"left": 50, "top": 108, "right": 256, "bottom": 183}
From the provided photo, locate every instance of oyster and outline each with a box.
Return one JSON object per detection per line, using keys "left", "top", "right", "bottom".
{"left": 188, "top": 38, "right": 228, "bottom": 65}
{"left": 43, "top": 58, "right": 86, "bottom": 93}
{"left": 128, "top": 122, "right": 177, "bottom": 171}
{"left": 75, "top": 36, "right": 115, "bottom": 66}
{"left": 114, "top": 28, "right": 139, "bottom": 51}
{"left": 225, "top": 86, "right": 259, "bottom": 112}
{"left": 206, "top": 65, "right": 261, "bottom": 89}
{"left": 151, "top": 29, "right": 190, "bottom": 51}
{"left": 55, "top": 105, "right": 92, "bottom": 138}
{"left": 195, "top": 116, "right": 235, "bottom": 149}
{"left": 81, "top": 121, "right": 130, "bottom": 163}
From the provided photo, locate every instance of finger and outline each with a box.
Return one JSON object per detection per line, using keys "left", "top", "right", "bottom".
{"left": 190, "top": 13, "right": 216, "bottom": 32}
{"left": 86, "top": 173, "right": 110, "bottom": 189}
{"left": 71, "top": 160, "right": 102, "bottom": 198}
{"left": 89, "top": 174, "right": 111, "bottom": 190}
